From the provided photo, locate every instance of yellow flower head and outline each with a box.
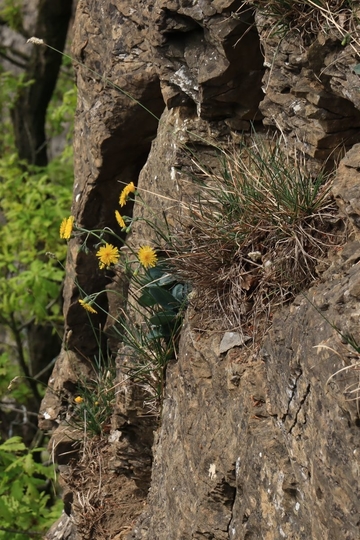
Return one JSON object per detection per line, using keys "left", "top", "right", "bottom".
{"left": 138, "top": 245, "right": 158, "bottom": 269}
{"left": 119, "top": 182, "right": 135, "bottom": 207}
{"left": 79, "top": 299, "right": 97, "bottom": 314}
{"left": 96, "top": 243, "right": 120, "bottom": 269}
{"left": 74, "top": 396, "right": 84, "bottom": 404}
{"left": 115, "top": 210, "right": 126, "bottom": 229}
{"left": 60, "top": 216, "right": 74, "bottom": 240}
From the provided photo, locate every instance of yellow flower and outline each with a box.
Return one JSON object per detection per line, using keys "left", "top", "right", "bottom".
{"left": 60, "top": 216, "right": 74, "bottom": 240}
{"left": 74, "top": 396, "right": 84, "bottom": 404}
{"left": 79, "top": 299, "right": 98, "bottom": 314}
{"left": 115, "top": 210, "right": 126, "bottom": 229}
{"left": 137, "top": 245, "right": 158, "bottom": 269}
{"left": 119, "top": 181, "right": 135, "bottom": 207}
{"left": 96, "top": 243, "right": 120, "bottom": 269}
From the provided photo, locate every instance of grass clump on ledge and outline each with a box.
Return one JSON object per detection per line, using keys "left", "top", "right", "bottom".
{"left": 169, "top": 135, "right": 346, "bottom": 331}
{"left": 246, "top": 0, "right": 357, "bottom": 44}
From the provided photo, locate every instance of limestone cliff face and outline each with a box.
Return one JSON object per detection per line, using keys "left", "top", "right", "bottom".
{"left": 43, "top": 1, "right": 360, "bottom": 539}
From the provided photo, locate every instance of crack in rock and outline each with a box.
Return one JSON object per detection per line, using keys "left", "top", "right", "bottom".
{"left": 288, "top": 383, "right": 311, "bottom": 434}
{"left": 281, "top": 367, "right": 303, "bottom": 422}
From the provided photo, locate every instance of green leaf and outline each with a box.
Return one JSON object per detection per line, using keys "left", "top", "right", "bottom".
{"left": 138, "top": 291, "right": 158, "bottom": 308}
{"left": 0, "top": 436, "right": 26, "bottom": 453}
{"left": 11, "top": 479, "right": 24, "bottom": 501}
{"left": 0, "top": 497, "right": 12, "bottom": 522}
{"left": 171, "top": 283, "right": 189, "bottom": 303}
{"left": 144, "top": 286, "right": 181, "bottom": 310}
{"left": 23, "top": 453, "right": 35, "bottom": 475}
{"left": 149, "top": 311, "right": 177, "bottom": 327}
{"left": 146, "top": 327, "right": 169, "bottom": 340}
{"left": 156, "top": 272, "right": 177, "bottom": 287}
{"left": 142, "top": 266, "right": 164, "bottom": 283}
{"left": 143, "top": 265, "right": 176, "bottom": 287}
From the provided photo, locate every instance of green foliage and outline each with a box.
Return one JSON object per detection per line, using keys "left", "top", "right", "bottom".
{"left": 0, "top": 156, "right": 71, "bottom": 322}
{"left": 118, "top": 263, "right": 188, "bottom": 407}
{"left": 47, "top": 86, "right": 77, "bottom": 140}
{"left": 138, "top": 263, "right": 188, "bottom": 343}
{"left": 0, "top": 39, "right": 75, "bottom": 538}
{"left": 0, "top": 436, "right": 62, "bottom": 539}
{"left": 0, "top": 150, "right": 73, "bottom": 403}
{"left": 0, "top": 58, "right": 75, "bottom": 407}
{"left": 47, "top": 55, "right": 77, "bottom": 142}
{"left": 0, "top": 0, "right": 23, "bottom": 33}
{"left": 0, "top": 353, "right": 33, "bottom": 404}
{"left": 0, "top": 60, "right": 75, "bottom": 324}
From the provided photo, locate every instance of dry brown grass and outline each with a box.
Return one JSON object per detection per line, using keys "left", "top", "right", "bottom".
{"left": 246, "top": 0, "right": 357, "bottom": 40}
{"left": 168, "top": 136, "right": 347, "bottom": 332}
{"left": 62, "top": 437, "right": 145, "bottom": 539}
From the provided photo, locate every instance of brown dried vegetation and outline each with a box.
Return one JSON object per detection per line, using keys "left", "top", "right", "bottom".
{"left": 169, "top": 136, "right": 347, "bottom": 330}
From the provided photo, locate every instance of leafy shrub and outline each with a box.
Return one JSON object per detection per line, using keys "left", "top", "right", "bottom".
{"left": 0, "top": 151, "right": 73, "bottom": 403}
{"left": 0, "top": 64, "right": 75, "bottom": 407}
{"left": 0, "top": 436, "right": 62, "bottom": 539}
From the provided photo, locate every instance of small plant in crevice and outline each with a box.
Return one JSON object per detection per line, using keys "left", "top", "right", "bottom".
{"left": 323, "top": 334, "right": 360, "bottom": 408}
{"left": 326, "top": 354, "right": 360, "bottom": 408}
{"left": 303, "top": 291, "right": 360, "bottom": 407}
{"left": 60, "top": 182, "right": 189, "bottom": 419}
{"left": 116, "top": 262, "right": 189, "bottom": 412}
{"left": 168, "top": 134, "right": 347, "bottom": 331}
{"left": 69, "top": 354, "right": 116, "bottom": 437}
{"left": 29, "top": 36, "right": 187, "bottom": 418}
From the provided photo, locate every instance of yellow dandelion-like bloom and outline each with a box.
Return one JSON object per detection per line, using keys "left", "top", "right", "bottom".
{"left": 96, "top": 243, "right": 120, "bottom": 269}
{"left": 74, "top": 396, "right": 84, "bottom": 404}
{"left": 60, "top": 216, "right": 74, "bottom": 240}
{"left": 138, "top": 245, "right": 158, "bottom": 269}
{"left": 119, "top": 182, "right": 135, "bottom": 207}
{"left": 115, "top": 210, "right": 126, "bottom": 229}
{"left": 79, "top": 299, "right": 98, "bottom": 314}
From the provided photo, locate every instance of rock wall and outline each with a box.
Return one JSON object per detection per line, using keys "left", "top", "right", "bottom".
{"left": 42, "top": 1, "right": 360, "bottom": 539}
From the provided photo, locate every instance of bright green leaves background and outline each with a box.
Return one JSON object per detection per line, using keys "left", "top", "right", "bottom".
{"left": 0, "top": 14, "right": 76, "bottom": 536}
{"left": 0, "top": 437, "right": 62, "bottom": 539}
